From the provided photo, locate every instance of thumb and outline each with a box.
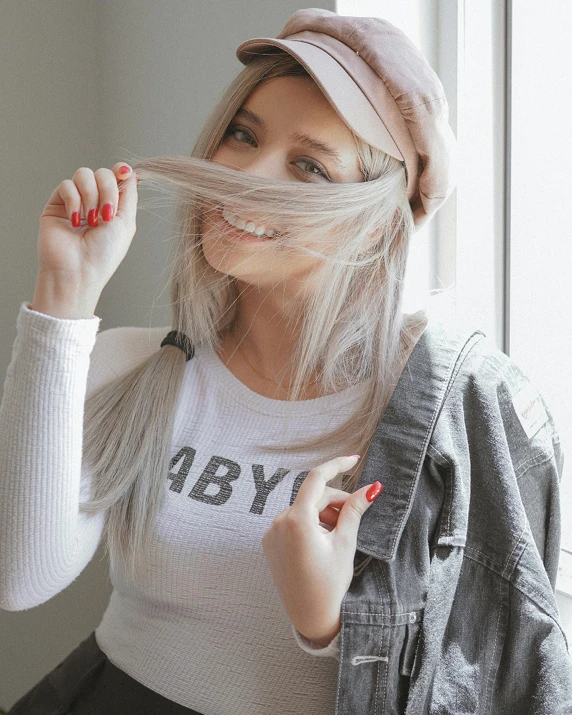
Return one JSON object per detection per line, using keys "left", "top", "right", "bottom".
{"left": 114, "top": 164, "right": 138, "bottom": 220}
{"left": 336, "top": 481, "right": 384, "bottom": 534}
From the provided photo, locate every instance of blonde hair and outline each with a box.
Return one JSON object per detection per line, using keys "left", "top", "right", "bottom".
{"left": 80, "top": 49, "right": 429, "bottom": 584}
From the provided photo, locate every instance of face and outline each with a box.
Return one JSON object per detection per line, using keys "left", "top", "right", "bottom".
{"left": 200, "top": 75, "right": 364, "bottom": 291}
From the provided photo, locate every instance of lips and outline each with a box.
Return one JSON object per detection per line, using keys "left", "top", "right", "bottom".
{"left": 214, "top": 206, "right": 272, "bottom": 242}
{"left": 220, "top": 205, "right": 280, "bottom": 238}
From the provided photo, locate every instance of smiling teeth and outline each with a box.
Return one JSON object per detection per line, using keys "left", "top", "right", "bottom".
{"left": 222, "top": 207, "right": 275, "bottom": 237}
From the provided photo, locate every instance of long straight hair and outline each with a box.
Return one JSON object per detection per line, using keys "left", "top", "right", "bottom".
{"left": 80, "top": 49, "right": 429, "bottom": 585}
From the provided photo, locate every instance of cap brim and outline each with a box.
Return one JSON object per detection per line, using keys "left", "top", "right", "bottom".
{"left": 236, "top": 38, "right": 404, "bottom": 161}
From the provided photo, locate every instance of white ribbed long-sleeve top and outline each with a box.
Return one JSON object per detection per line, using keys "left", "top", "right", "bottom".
{"left": 0, "top": 301, "right": 372, "bottom": 714}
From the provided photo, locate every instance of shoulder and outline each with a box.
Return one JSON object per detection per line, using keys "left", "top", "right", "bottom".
{"left": 417, "top": 300, "right": 543, "bottom": 399}
{"left": 87, "top": 323, "right": 171, "bottom": 396}
{"left": 422, "top": 314, "right": 560, "bottom": 462}
{"left": 421, "top": 310, "right": 528, "bottom": 390}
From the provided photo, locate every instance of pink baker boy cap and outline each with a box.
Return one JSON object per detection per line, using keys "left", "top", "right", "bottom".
{"left": 236, "top": 7, "right": 457, "bottom": 230}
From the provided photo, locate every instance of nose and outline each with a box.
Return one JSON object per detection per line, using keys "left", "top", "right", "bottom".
{"left": 216, "top": 149, "right": 293, "bottom": 182}
{"left": 242, "top": 153, "right": 285, "bottom": 180}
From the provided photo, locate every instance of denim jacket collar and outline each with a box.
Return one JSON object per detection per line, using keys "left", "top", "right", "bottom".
{"left": 354, "top": 318, "right": 485, "bottom": 561}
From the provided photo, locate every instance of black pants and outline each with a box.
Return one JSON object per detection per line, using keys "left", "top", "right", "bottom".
{"left": 8, "top": 631, "right": 205, "bottom": 714}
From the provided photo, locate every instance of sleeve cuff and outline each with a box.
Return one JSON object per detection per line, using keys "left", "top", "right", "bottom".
{"left": 291, "top": 624, "right": 341, "bottom": 660}
{"left": 19, "top": 301, "right": 101, "bottom": 353}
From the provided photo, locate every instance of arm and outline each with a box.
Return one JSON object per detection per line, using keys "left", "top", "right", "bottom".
{"left": 292, "top": 624, "right": 341, "bottom": 660}
{"left": 0, "top": 301, "right": 104, "bottom": 610}
{"left": 411, "top": 349, "right": 572, "bottom": 713}
{"left": 514, "top": 398, "right": 564, "bottom": 590}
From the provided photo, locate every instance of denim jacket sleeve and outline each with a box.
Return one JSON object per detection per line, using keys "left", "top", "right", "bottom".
{"left": 405, "top": 336, "right": 572, "bottom": 714}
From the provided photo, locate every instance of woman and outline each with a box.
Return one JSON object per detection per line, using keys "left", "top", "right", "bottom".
{"left": 2, "top": 8, "right": 570, "bottom": 715}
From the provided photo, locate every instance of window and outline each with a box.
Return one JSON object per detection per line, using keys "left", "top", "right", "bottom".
{"left": 338, "top": 0, "right": 572, "bottom": 626}
{"left": 509, "top": 0, "right": 572, "bottom": 597}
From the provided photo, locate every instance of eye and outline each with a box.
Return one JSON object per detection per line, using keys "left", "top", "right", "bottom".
{"left": 296, "top": 159, "right": 329, "bottom": 180}
{"left": 224, "top": 124, "right": 256, "bottom": 145}
{"left": 223, "top": 123, "right": 332, "bottom": 181}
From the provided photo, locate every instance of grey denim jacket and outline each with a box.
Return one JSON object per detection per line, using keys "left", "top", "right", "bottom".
{"left": 333, "top": 317, "right": 572, "bottom": 714}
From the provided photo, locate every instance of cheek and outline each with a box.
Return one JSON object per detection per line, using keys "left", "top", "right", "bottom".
{"left": 209, "top": 144, "right": 236, "bottom": 170}
{"left": 195, "top": 202, "right": 213, "bottom": 239}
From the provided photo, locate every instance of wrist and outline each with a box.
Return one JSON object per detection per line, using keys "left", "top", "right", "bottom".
{"left": 32, "top": 271, "right": 102, "bottom": 319}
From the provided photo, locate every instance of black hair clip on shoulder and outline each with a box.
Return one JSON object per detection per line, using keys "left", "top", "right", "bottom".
{"left": 160, "top": 331, "right": 195, "bottom": 361}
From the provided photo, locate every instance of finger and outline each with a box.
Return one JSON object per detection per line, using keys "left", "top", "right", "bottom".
{"left": 315, "top": 485, "right": 352, "bottom": 513}
{"left": 113, "top": 162, "right": 133, "bottom": 180}
{"left": 112, "top": 162, "right": 138, "bottom": 221}
{"left": 94, "top": 168, "right": 120, "bottom": 223}
{"left": 49, "top": 179, "right": 82, "bottom": 224}
{"left": 335, "top": 481, "right": 383, "bottom": 537}
{"left": 318, "top": 504, "right": 342, "bottom": 527}
{"left": 72, "top": 167, "right": 99, "bottom": 223}
{"left": 295, "top": 455, "right": 360, "bottom": 507}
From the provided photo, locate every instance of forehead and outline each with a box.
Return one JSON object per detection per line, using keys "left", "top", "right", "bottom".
{"left": 244, "top": 75, "right": 343, "bottom": 124}
{"left": 236, "top": 76, "right": 361, "bottom": 172}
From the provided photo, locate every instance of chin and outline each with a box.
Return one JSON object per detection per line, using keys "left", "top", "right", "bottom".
{"left": 200, "top": 230, "right": 261, "bottom": 281}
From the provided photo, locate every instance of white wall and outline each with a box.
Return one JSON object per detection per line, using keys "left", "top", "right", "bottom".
{"left": 0, "top": 1, "right": 334, "bottom": 708}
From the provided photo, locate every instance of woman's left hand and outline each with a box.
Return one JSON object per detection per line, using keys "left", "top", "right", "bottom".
{"left": 261, "top": 454, "right": 383, "bottom": 646}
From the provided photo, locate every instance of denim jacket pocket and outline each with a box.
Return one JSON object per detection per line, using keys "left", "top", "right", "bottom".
{"left": 399, "top": 619, "right": 422, "bottom": 677}
{"left": 337, "top": 607, "right": 424, "bottom": 715}
{"left": 394, "top": 613, "right": 424, "bottom": 714}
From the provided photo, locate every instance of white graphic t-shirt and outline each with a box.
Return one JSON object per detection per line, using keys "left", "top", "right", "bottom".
{"left": 0, "top": 302, "right": 371, "bottom": 715}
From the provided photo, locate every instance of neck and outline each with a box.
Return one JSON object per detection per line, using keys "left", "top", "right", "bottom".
{"left": 226, "top": 282, "right": 307, "bottom": 379}
{"left": 217, "top": 286, "right": 329, "bottom": 397}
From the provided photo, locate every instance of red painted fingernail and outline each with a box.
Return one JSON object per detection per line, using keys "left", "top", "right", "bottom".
{"left": 120, "top": 165, "right": 130, "bottom": 174}
{"left": 136, "top": 177, "right": 140, "bottom": 185}
{"left": 88, "top": 208, "right": 98, "bottom": 227}
{"left": 71, "top": 211, "right": 80, "bottom": 228}
{"left": 102, "top": 203, "right": 114, "bottom": 222}
{"left": 366, "top": 481, "right": 383, "bottom": 502}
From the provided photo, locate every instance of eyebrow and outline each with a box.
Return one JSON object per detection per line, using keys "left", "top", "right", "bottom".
{"left": 234, "top": 107, "right": 346, "bottom": 171}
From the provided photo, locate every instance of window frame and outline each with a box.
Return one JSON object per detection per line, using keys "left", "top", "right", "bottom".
{"left": 337, "top": 0, "right": 571, "bottom": 603}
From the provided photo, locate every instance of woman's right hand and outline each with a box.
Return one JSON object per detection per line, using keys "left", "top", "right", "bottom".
{"left": 37, "top": 163, "right": 139, "bottom": 294}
